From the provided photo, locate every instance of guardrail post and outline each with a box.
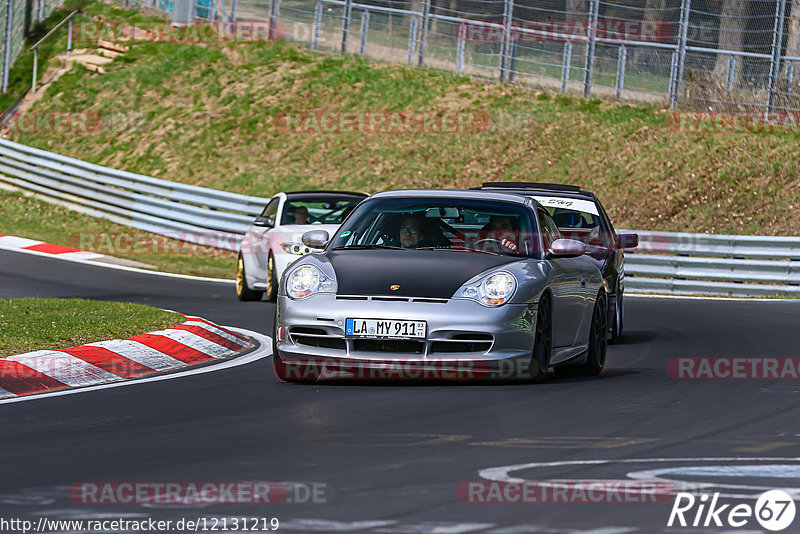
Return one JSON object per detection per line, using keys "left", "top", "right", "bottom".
{"left": 67, "top": 16, "right": 73, "bottom": 54}
{"left": 455, "top": 22, "right": 465, "bottom": 73}
{"left": 615, "top": 44, "right": 626, "bottom": 99}
{"left": 312, "top": 2, "right": 322, "bottom": 50}
{"left": 2, "top": 0, "right": 12, "bottom": 94}
{"left": 359, "top": 10, "right": 369, "bottom": 56}
{"left": 268, "top": 0, "right": 280, "bottom": 40}
{"left": 407, "top": 17, "right": 417, "bottom": 64}
{"left": 670, "top": 0, "right": 690, "bottom": 108}
{"left": 229, "top": 0, "right": 237, "bottom": 25}
{"left": 767, "top": 0, "right": 787, "bottom": 117}
{"left": 561, "top": 40, "right": 572, "bottom": 93}
{"left": 788, "top": 62, "right": 795, "bottom": 98}
{"left": 726, "top": 55, "right": 736, "bottom": 90}
{"left": 499, "top": 0, "right": 514, "bottom": 81}
{"left": 668, "top": 49, "right": 678, "bottom": 98}
{"left": 507, "top": 35, "right": 518, "bottom": 82}
{"left": 582, "top": 0, "right": 599, "bottom": 97}
{"left": 340, "top": 0, "right": 352, "bottom": 52}
{"left": 31, "top": 48, "right": 37, "bottom": 92}
{"left": 416, "top": 0, "right": 429, "bottom": 67}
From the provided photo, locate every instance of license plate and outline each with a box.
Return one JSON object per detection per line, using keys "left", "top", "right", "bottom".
{"left": 345, "top": 318, "right": 427, "bottom": 339}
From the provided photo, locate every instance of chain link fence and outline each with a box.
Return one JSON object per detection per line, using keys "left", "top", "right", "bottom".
{"left": 111, "top": 0, "right": 800, "bottom": 115}
{"left": 0, "top": 0, "right": 64, "bottom": 89}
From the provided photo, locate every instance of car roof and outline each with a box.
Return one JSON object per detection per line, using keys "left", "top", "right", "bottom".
{"left": 283, "top": 193, "right": 369, "bottom": 199}
{"left": 474, "top": 182, "right": 597, "bottom": 201}
{"left": 369, "top": 188, "right": 536, "bottom": 205}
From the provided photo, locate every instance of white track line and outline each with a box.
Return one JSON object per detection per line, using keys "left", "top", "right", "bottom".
{"left": 0, "top": 245, "right": 233, "bottom": 284}
{"left": 627, "top": 293, "right": 800, "bottom": 302}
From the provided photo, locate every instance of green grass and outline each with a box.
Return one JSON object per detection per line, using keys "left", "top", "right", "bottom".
{"left": 0, "top": 189, "right": 235, "bottom": 278}
{"left": 0, "top": 298, "right": 183, "bottom": 357}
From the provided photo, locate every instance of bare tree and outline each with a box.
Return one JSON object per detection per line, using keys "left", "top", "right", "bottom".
{"left": 784, "top": 0, "right": 800, "bottom": 76}
{"left": 632, "top": 0, "right": 668, "bottom": 67}
{"left": 566, "top": 0, "right": 588, "bottom": 21}
{"left": 713, "top": 0, "right": 747, "bottom": 82}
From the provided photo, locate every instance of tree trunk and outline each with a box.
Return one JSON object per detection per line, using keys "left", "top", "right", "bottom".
{"left": 566, "top": 0, "right": 588, "bottom": 21}
{"left": 784, "top": 0, "right": 800, "bottom": 75}
{"left": 713, "top": 0, "right": 747, "bottom": 82}
{"left": 632, "top": 0, "right": 668, "bottom": 68}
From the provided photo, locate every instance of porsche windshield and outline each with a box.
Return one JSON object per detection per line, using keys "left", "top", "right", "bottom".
{"left": 329, "top": 197, "right": 540, "bottom": 257}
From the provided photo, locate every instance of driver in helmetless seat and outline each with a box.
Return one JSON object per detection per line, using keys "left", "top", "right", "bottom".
{"left": 398, "top": 216, "right": 424, "bottom": 248}
{"left": 486, "top": 215, "right": 519, "bottom": 252}
{"left": 293, "top": 206, "right": 309, "bottom": 225}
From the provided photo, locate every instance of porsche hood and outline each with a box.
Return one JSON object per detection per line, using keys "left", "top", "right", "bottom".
{"left": 326, "top": 249, "right": 519, "bottom": 299}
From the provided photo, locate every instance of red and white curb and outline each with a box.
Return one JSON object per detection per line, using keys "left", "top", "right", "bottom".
{"left": 0, "top": 315, "right": 254, "bottom": 399}
{"left": 0, "top": 234, "right": 104, "bottom": 260}
{"left": 0, "top": 233, "right": 231, "bottom": 282}
{"left": 0, "top": 233, "right": 157, "bottom": 269}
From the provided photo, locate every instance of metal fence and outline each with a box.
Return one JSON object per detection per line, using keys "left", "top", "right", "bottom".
{"left": 1, "top": 137, "right": 799, "bottom": 297}
{"left": 624, "top": 230, "right": 800, "bottom": 297}
{"left": 133, "top": 0, "right": 800, "bottom": 114}
{"left": 1, "top": 0, "right": 64, "bottom": 93}
{"left": 0, "top": 138, "right": 269, "bottom": 250}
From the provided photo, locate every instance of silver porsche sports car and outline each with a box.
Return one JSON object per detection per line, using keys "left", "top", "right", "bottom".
{"left": 273, "top": 189, "right": 607, "bottom": 382}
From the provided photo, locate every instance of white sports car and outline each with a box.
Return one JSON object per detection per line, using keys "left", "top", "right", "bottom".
{"left": 236, "top": 191, "right": 368, "bottom": 301}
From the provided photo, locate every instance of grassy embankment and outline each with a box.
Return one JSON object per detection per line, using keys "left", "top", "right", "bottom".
{"left": 0, "top": 298, "right": 183, "bottom": 357}
{"left": 3, "top": 0, "right": 800, "bottom": 279}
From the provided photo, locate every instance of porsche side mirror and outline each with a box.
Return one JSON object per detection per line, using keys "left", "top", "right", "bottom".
{"left": 253, "top": 215, "right": 274, "bottom": 228}
{"left": 302, "top": 230, "right": 330, "bottom": 249}
{"left": 615, "top": 233, "right": 639, "bottom": 250}
{"left": 547, "top": 238, "right": 587, "bottom": 259}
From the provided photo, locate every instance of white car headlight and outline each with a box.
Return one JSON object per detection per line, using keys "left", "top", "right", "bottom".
{"left": 287, "top": 265, "right": 336, "bottom": 299}
{"left": 455, "top": 271, "right": 517, "bottom": 307}
{"left": 282, "top": 242, "right": 312, "bottom": 255}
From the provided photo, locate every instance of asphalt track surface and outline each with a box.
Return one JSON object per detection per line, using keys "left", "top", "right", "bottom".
{"left": 3, "top": 248, "right": 800, "bottom": 533}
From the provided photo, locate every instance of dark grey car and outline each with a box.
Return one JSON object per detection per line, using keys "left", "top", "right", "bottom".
{"left": 273, "top": 189, "right": 606, "bottom": 383}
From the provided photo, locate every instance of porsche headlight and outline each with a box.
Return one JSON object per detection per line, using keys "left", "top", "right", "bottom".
{"left": 455, "top": 271, "right": 517, "bottom": 307}
{"left": 287, "top": 265, "right": 336, "bottom": 299}
{"left": 282, "top": 242, "right": 312, "bottom": 256}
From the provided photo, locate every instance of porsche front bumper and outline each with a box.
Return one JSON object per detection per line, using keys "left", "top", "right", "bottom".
{"left": 274, "top": 293, "right": 539, "bottom": 380}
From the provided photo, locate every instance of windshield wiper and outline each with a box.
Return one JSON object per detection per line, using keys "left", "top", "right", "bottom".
{"left": 332, "top": 244, "right": 407, "bottom": 251}
{"left": 417, "top": 246, "right": 528, "bottom": 257}
{"left": 416, "top": 246, "right": 501, "bottom": 256}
